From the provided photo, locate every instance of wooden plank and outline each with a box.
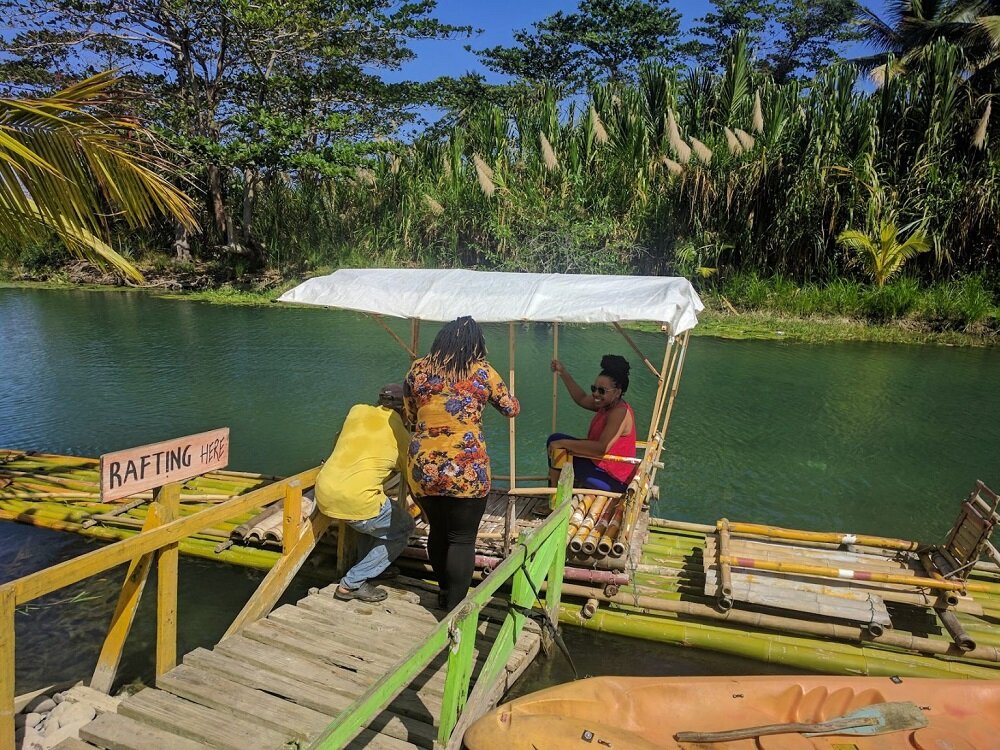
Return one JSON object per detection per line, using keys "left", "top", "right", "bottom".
{"left": 155, "top": 482, "right": 180, "bottom": 677}
{"left": 51, "top": 738, "right": 102, "bottom": 750}
{"left": 161, "top": 660, "right": 438, "bottom": 749}
{"left": 118, "top": 689, "right": 286, "bottom": 750}
{"left": 91, "top": 505, "right": 162, "bottom": 693}
{"left": 155, "top": 663, "right": 329, "bottom": 741}
{"left": 223, "top": 511, "right": 332, "bottom": 638}
{"left": 80, "top": 712, "right": 212, "bottom": 750}
{"left": 183, "top": 647, "right": 442, "bottom": 724}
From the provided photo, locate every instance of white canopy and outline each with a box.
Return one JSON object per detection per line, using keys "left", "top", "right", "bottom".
{"left": 279, "top": 269, "right": 703, "bottom": 333}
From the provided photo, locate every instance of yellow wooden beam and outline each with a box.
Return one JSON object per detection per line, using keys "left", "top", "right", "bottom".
{"left": 281, "top": 480, "right": 303, "bottom": 555}
{"left": 0, "top": 586, "right": 14, "bottom": 750}
{"left": 155, "top": 483, "right": 181, "bottom": 678}
{"left": 3, "top": 467, "right": 320, "bottom": 606}
{"left": 90, "top": 504, "right": 162, "bottom": 694}
{"left": 223, "top": 513, "right": 333, "bottom": 639}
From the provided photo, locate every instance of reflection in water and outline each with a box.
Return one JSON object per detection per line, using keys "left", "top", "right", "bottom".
{"left": 1, "top": 288, "right": 999, "bottom": 691}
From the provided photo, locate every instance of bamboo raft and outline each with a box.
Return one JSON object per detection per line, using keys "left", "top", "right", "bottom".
{"left": 4, "top": 450, "right": 1000, "bottom": 680}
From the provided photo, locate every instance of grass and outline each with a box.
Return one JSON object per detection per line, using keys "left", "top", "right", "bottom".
{"left": 4, "top": 269, "right": 999, "bottom": 348}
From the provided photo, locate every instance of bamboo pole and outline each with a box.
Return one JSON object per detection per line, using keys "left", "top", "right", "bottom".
{"left": 370, "top": 314, "right": 416, "bottom": 358}
{"left": 570, "top": 496, "right": 608, "bottom": 553}
{"left": 597, "top": 503, "right": 625, "bottom": 556}
{"left": 720, "top": 554, "right": 992, "bottom": 594}
{"left": 583, "top": 499, "right": 619, "bottom": 555}
{"left": 410, "top": 318, "right": 420, "bottom": 361}
{"left": 558, "top": 585, "right": 1000, "bottom": 666}
{"left": 551, "top": 322, "right": 559, "bottom": 434}
{"left": 723, "top": 521, "right": 921, "bottom": 552}
{"left": 938, "top": 608, "right": 976, "bottom": 652}
{"left": 646, "top": 334, "right": 676, "bottom": 444}
{"left": 657, "top": 330, "right": 690, "bottom": 444}
{"left": 718, "top": 519, "right": 733, "bottom": 610}
{"left": 611, "top": 323, "right": 660, "bottom": 378}
{"left": 508, "top": 321, "right": 516, "bottom": 491}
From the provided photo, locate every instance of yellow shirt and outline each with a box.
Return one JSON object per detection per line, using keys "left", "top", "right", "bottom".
{"left": 315, "top": 404, "right": 410, "bottom": 520}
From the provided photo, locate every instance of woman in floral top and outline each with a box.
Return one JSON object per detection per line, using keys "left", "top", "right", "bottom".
{"left": 404, "top": 316, "right": 519, "bottom": 610}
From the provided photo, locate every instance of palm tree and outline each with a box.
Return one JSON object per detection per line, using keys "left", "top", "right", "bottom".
{"left": 857, "top": 0, "right": 1000, "bottom": 87}
{"left": 836, "top": 221, "right": 931, "bottom": 287}
{"left": 1, "top": 72, "right": 197, "bottom": 282}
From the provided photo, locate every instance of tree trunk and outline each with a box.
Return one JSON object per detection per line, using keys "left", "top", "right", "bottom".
{"left": 173, "top": 222, "right": 191, "bottom": 262}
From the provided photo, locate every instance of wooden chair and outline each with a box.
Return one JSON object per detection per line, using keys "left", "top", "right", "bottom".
{"left": 939, "top": 481, "right": 1000, "bottom": 579}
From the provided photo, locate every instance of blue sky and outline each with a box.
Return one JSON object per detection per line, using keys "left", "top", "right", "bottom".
{"left": 386, "top": 0, "right": 888, "bottom": 84}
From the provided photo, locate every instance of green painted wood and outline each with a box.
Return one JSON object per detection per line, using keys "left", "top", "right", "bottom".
{"left": 437, "top": 602, "right": 480, "bottom": 744}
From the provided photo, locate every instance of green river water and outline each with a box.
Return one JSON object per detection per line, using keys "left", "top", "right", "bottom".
{"left": 1, "top": 287, "right": 998, "bottom": 695}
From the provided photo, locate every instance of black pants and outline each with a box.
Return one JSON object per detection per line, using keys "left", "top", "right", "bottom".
{"left": 419, "top": 495, "right": 487, "bottom": 610}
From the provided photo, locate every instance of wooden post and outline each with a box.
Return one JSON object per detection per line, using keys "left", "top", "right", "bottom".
{"left": 508, "top": 322, "right": 516, "bottom": 490}
{"left": 154, "top": 482, "right": 181, "bottom": 678}
{"left": 551, "top": 322, "right": 559, "bottom": 434}
{"left": 717, "top": 519, "right": 734, "bottom": 611}
{"left": 91, "top": 504, "right": 163, "bottom": 693}
{"left": 1, "top": 586, "right": 14, "bottom": 750}
{"left": 282, "top": 480, "right": 303, "bottom": 554}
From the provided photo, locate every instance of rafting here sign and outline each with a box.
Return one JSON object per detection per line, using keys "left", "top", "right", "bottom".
{"left": 100, "top": 428, "right": 230, "bottom": 501}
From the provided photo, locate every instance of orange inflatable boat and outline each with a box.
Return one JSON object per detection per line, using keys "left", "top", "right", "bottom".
{"left": 464, "top": 675, "right": 1000, "bottom": 749}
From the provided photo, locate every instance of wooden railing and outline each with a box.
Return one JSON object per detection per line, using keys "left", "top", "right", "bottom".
{"left": 307, "top": 465, "right": 575, "bottom": 750}
{"left": 0, "top": 466, "right": 325, "bottom": 750}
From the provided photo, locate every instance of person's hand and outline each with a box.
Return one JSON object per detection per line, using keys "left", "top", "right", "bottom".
{"left": 551, "top": 359, "right": 564, "bottom": 375}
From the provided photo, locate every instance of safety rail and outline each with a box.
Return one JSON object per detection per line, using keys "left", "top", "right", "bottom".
{"left": 307, "top": 465, "right": 575, "bottom": 750}
{"left": 0, "top": 466, "right": 326, "bottom": 750}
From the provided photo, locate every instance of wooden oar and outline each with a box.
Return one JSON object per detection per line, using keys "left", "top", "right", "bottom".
{"left": 674, "top": 702, "right": 927, "bottom": 743}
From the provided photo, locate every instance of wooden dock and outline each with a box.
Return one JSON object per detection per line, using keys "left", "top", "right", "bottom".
{"left": 68, "top": 577, "right": 540, "bottom": 750}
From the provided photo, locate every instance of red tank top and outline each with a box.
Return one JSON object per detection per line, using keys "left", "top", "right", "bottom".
{"left": 587, "top": 401, "right": 637, "bottom": 483}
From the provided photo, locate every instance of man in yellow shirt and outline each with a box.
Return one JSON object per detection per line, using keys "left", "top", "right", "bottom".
{"left": 316, "top": 384, "right": 414, "bottom": 603}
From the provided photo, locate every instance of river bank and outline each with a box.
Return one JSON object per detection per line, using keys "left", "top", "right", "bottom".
{"left": 2, "top": 268, "right": 997, "bottom": 348}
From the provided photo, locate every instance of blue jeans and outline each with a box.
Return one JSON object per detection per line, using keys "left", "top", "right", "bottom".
{"left": 340, "top": 497, "right": 415, "bottom": 590}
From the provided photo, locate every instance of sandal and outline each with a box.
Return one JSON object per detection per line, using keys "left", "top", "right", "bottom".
{"left": 334, "top": 582, "right": 388, "bottom": 603}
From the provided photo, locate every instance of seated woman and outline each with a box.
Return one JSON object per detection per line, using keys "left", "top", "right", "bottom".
{"left": 547, "top": 354, "right": 637, "bottom": 493}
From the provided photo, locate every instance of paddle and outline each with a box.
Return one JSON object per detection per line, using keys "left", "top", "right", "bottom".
{"left": 674, "top": 701, "right": 928, "bottom": 743}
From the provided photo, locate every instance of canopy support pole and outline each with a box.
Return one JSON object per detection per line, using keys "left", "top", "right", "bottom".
{"left": 646, "top": 333, "right": 676, "bottom": 444}
{"left": 551, "top": 323, "right": 559, "bottom": 434}
{"left": 658, "top": 331, "right": 690, "bottom": 444}
{"left": 508, "top": 323, "right": 517, "bottom": 490}
{"left": 409, "top": 318, "right": 420, "bottom": 361}
{"left": 370, "top": 314, "right": 416, "bottom": 358}
{"left": 612, "top": 323, "right": 660, "bottom": 379}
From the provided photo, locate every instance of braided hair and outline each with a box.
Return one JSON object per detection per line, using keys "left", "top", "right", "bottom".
{"left": 426, "top": 316, "right": 488, "bottom": 380}
{"left": 600, "top": 354, "right": 631, "bottom": 393}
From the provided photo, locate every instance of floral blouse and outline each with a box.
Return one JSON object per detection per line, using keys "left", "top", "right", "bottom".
{"left": 404, "top": 357, "right": 520, "bottom": 498}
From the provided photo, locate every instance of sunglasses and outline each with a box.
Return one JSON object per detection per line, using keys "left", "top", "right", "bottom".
{"left": 590, "top": 384, "right": 615, "bottom": 396}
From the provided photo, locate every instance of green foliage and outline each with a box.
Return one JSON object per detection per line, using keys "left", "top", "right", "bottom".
{"left": 836, "top": 223, "right": 931, "bottom": 287}
{"left": 472, "top": 0, "right": 682, "bottom": 90}
{"left": 684, "top": 0, "right": 861, "bottom": 81}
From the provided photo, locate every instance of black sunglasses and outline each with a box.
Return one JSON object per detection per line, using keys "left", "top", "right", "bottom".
{"left": 590, "top": 384, "right": 615, "bottom": 396}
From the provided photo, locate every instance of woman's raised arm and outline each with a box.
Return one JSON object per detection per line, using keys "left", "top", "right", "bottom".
{"left": 552, "top": 359, "right": 597, "bottom": 411}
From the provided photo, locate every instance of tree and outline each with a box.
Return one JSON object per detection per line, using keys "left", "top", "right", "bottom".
{"left": 0, "top": 73, "right": 196, "bottom": 282}
{"left": 684, "top": 0, "right": 861, "bottom": 83}
{"left": 856, "top": 0, "right": 1000, "bottom": 88}
{"left": 0, "top": 0, "right": 471, "bottom": 264}
{"left": 836, "top": 222, "right": 931, "bottom": 287}
{"left": 471, "top": 0, "right": 682, "bottom": 91}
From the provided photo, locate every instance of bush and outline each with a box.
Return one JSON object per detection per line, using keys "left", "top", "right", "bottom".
{"left": 861, "top": 277, "right": 920, "bottom": 322}
{"left": 918, "top": 277, "right": 996, "bottom": 330}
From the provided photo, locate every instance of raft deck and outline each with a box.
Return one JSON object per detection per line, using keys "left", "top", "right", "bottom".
{"left": 65, "top": 577, "right": 540, "bottom": 750}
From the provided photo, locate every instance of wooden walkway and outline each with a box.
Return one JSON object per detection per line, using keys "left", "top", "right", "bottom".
{"left": 65, "top": 577, "right": 541, "bottom": 750}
